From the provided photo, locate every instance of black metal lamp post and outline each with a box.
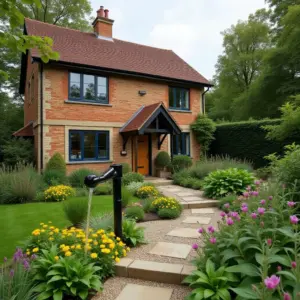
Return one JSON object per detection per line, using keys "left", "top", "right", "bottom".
{"left": 84, "top": 164, "right": 123, "bottom": 238}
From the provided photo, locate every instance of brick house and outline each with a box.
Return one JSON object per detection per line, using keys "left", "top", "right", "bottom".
{"left": 15, "top": 6, "right": 212, "bottom": 175}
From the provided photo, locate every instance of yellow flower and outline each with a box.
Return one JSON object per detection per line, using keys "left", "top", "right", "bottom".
{"left": 40, "top": 222, "right": 44, "bottom": 225}
{"left": 116, "top": 237, "right": 121, "bottom": 241}
{"left": 71, "top": 245, "right": 75, "bottom": 249}
{"left": 62, "top": 246, "right": 70, "bottom": 252}
{"left": 76, "top": 244, "right": 82, "bottom": 250}
{"left": 26, "top": 251, "right": 30, "bottom": 256}
{"left": 43, "top": 224, "right": 48, "bottom": 228}
{"left": 126, "top": 247, "right": 130, "bottom": 252}
{"left": 93, "top": 241, "right": 98, "bottom": 246}
{"left": 90, "top": 253, "right": 98, "bottom": 259}
{"left": 92, "top": 234, "right": 98, "bottom": 238}
{"left": 48, "top": 237, "right": 54, "bottom": 241}
{"left": 115, "top": 257, "right": 120, "bottom": 263}
{"left": 65, "top": 251, "right": 72, "bottom": 257}
{"left": 101, "top": 248, "right": 111, "bottom": 254}
{"left": 54, "top": 256, "right": 59, "bottom": 261}
{"left": 115, "top": 251, "right": 119, "bottom": 256}
{"left": 60, "top": 244, "right": 66, "bottom": 249}
{"left": 54, "top": 228, "right": 59, "bottom": 233}
{"left": 100, "top": 244, "right": 105, "bottom": 249}
{"left": 32, "top": 247, "right": 39, "bottom": 253}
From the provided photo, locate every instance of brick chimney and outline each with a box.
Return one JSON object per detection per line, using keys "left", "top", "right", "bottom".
{"left": 93, "top": 6, "right": 114, "bottom": 39}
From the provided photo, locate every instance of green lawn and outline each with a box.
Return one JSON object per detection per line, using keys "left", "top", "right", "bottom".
{"left": 0, "top": 195, "right": 129, "bottom": 259}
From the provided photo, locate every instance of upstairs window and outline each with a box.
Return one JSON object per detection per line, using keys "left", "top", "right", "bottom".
{"left": 169, "top": 87, "right": 189, "bottom": 110}
{"left": 172, "top": 133, "right": 190, "bottom": 156}
{"left": 69, "top": 72, "right": 108, "bottom": 103}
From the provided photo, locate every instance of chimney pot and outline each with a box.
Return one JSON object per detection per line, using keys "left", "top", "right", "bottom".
{"left": 104, "top": 9, "right": 109, "bottom": 18}
{"left": 97, "top": 6, "right": 104, "bottom": 18}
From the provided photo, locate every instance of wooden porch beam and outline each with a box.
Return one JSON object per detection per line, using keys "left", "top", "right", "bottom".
{"left": 158, "top": 133, "right": 168, "bottom": 150}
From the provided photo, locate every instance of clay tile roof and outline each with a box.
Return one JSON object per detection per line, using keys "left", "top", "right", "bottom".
{"left": 13, "top": 122, "right": 34, "bottom": 137}
{"left": 120, "top": 103, "right": 161, "bottom": 133}
{"left": 24, "top": 18, "right": 211, "bottom": 86}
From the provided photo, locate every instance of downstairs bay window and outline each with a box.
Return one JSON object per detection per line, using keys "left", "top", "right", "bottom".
{"left": 69, "top": 130, "right": 109, "bottom": 161}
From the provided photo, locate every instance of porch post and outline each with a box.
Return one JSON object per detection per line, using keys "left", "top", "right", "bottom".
{"left": 135, "top": 135, "right": 138, "bottom": 172}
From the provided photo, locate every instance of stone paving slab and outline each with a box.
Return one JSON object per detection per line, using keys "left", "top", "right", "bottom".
{"left": 182, "top": 216, "right": 211, "bottom": 224}
{"left": 166, "top": 188, "right": 182, "bottom": 192}
{"left": 191, "top": 208, "right": 215, "bottom": 214}
{"left": 115, "top": 283, "right": 173, "bottom": 300}
{"left": 176, "top": 192, "right": 195, "bottom": 197}
{"left": 167, "top": 227, "right": 199, "bottom": 238}
{"left": 187, "top": 200, "right": 219, "bottom": 208}
{"left": 149, "top": 242, "right": 192, "bottom": 259}
{"left": 115, "top": 258, "right": 134, "bottom": 277}
{"left": 182, "top": 196, "right": 203, "bottom": 202}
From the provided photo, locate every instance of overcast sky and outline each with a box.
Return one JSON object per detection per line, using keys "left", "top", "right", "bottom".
{"left": 90, "top": 0, "right": 267, "bottom": 80}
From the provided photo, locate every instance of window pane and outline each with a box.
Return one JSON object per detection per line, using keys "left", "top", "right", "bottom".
{"left": 184, "top": 133, "right": 190, "bottom": 155}
{"left": 182, "top": 90, "right": 189, "bottom": 109}
{"left": 70, "top": 73, "right": 81, "bottom": 99}
{"left": 83, "top": 75, "right": 95, "bottom": 100}
{"left": 98, "top": 133, "right": 108, "bottom": 158}
{"left": 84, "top": 132, "right": 96, "bottom": 159}
{"left": 169, "top": 88, "right": 175, "bottom": 108}
{"left": 175, "top": 89, "right": 181, "bottom": 108}
{"left": 70, "top": 132, "right": 81, "bottom": 160}
{"left": 172, "top": 135, "right": 178, "bottom": 155}
{"left": 97, "top": 77, "right": 107, "bottom": 101}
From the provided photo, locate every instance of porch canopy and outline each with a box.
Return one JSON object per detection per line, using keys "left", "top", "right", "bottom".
{"left": 120, "top": 102, "right": 181, "bottom": 154}
{"left": 13, "top": 122, "right": 34, "bottom": 137}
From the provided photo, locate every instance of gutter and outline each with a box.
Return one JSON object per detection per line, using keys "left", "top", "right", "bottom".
{"left": 202, "top": 87, "right": 210, "bottom": 114}
{"left": 40, "top": 62, "right": 44, "bottom": 171}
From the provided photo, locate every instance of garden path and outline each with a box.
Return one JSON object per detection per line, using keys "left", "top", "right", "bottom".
{"left": 95, "top": 184, "right": 221, "bottom": 300}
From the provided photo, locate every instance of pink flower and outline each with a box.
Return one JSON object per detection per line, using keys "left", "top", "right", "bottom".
{"left": 251, "top": 212, "right": 257, "bottom": 219}
{"left": 236, "top": 215, "right": 241, "bottom": 221}
{"left": 246, "top": 185, "right": 251, "bottom": 191}
{"left": 220, "top": 211, "right": 226, "bottom": 218}
{"left": 208, "top": 226, "right": 215, "bottom": 233}
{"left": 290, "top": 215, "right": 299, "bottom": 224}
{"left": 224, "top": 203, "right": 230, "bottom": 209}
{"left": 257, "top": 207, "right": 265, "bottom": 215}
{"left": 287, "top": 201, "right": 296, "bottom": 207}
{"left": 264, "top": 275, "right": 280, "bottom": 289}
{"left": 231, "top": 212, "right": 239, "bottom": 219}
{"left": 210, "top": 237, "right": 216, "bottom": 244}
{"left": 241, "top": 206, "right": 248, "bottom": 212}
{"left": 268, "top": 196, "right": 273, "bottom": 201}
{"left": 277, "top": 265, "right": 282, "bottom": 271}
{"left": 267, "top": 239, "right": 272, "bottom": 246}
{"left": 241, "top": 202, "right": 248, "bottom": 207}
{"left": 198, "top": 228, "right": 204, "bottom": 234}
{"left": 252, "top": 191, "right": 259, "bottom": 197}
{"left": 284, "top": 293, "right": 291, "bottom": 300}
{"left": 243, "top": 192, "right": 249, "bottom": 198}
{"left": 227, "top": 217, "right": 234, "bottom": 225}
{"left": 255, "top": 180, "right": 261, "bottom": 185}
{"left": 192, "top": 243, "right": 198, "bottom": 250}
{"left": 260, "top": 199, "right": 266, "bottom": 205}
{"left": 291, "top": 261, "right": 297, "bottom": 269}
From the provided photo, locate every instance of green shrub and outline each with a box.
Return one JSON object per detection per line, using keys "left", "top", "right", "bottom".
{"left": 75, "top": 187, "right": 89, "bottom": 197}
{"left": 122, "top": 219, "right": 146, "bottom": 247}
{"left": 136, "top": 185, "right": 159, "bottom": 199}
{"left": 94, "top": 182, "right": 113, "bottom": 195}
{"left": 34, "top": 191, "right": 45, "bottom": 202}
{"left": 155, "top": 151, "right": 171, "bottom": 168}
{"left": 120, "top": 163, "right": 131, "bottom": 174}
{"left": 43, "top": 169, "right": 67, "bottom": 186}
{"left": 63, "top": 198, "right": 88, "bottom": 225}
{"left": 2, "top": 138, "right": 34, "bottom": 166}
{"left": 124, "top": 206, "right": 145, "bottom": 221}
{"left": 218, "top": 194, "right": 237, "bottom": 210}
{"left": 151, "top": 197, "right": 182, "bottom": 213}
{"left": 44, "top": 185, "right": 75, "bottom": 202}
{"left": 126, "top": 181, "right": 144, "bottom": 194}
{"left": 84, "top": 213, "right": 113, "bottom": 231}
{"left": 45, "top": 152, "right": 66, "bottom": 174}
{"left": 122, "top": 172, "right": 144, "bottom": 186}
{"left": 203, "top": 168, "right": 255, "bottom": 199}
{"left": 171, "top": 155, "right": 192, "bottom": 172}
{"left": 172, "top": 170, "right": 203, "bottom": 190}
{"left": 141, "top": 198, "right": 153, "bottom": 213}
{"left": 157, "top": 208, "right": 181, "bottom": 219}
{"left": 255, "top": 166, "right": 272, "bottom": 180}
{"left": 122, "top": 186, "right": 134, "bottom": 208}
{"left": 68, "top": 168, "right": 95, "bottom": 187}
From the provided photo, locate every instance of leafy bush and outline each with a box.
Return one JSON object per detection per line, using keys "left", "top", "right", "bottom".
{"left": 84, "top": 213, "right": 113, "bottom": 231}
{"left": 43, "top": 169, "right": 67, "bottom": 186}
{"left": 94, "top": 182, "right": 113, "bottom": 195}
{"left": 2, "top": 138, "right": 34, "bottom": 166}
{"left": 255, "top": 167, "right": 272, "bottom": 180}
{"left": 44, "top": 185, "right": 75, "bottom": 202}
{"left": 122, "top": 186, "right": 134, "bottom": 208}
{"left": 32, "top": 246, "right": 102, "bottom": 300}
{"left": 0, "top": 164, "right": 42, "bottom": 204}
{"left": 171, "top": 155, "right": 192, "bottom": 172}
{"left": 157, "top": 208, "right": 181, "bottom": 219}
{"left": 126, "top": 181, "right": 143, "bottom": 194}
{"left": 75, "top": 187, "right": 88, "bottom": 197}
{"left": 155, "top": 151, "right": 171, "bottom": 168}
{"left": 45, "top": 152, "right": 66, "bottom": 175}
{"left": 203, "top": 168, "right": 255, "bottom": 199}
{"left": 122, "top": 219, "right": 146, "bottom": 247}
{"left": 122, "top": 172, "right": 144, "bottom": 186}
{"left": 190, "top": 114, "right": 216, "bottom": 154}
{"left": 63, "top": 198, "right": 88, "bottom": 225}
{"left": 124, "top": 206, "right": 145, "bottom": 221}
{"left": 151, "top": 197, "right": 182, "bottom": 214}
{"left": 141, "top": 198, "right": 153, "bottom": 213}
{"left": 136, "top": 185, "right": 159, "bottom": 199}
{"left": 68, "top": 168, "right": 95, "bottom": 187}
{"left": 120, "top": 163, "right": 131, "bottom": 174}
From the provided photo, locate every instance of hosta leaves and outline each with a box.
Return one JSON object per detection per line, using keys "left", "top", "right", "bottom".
{"left": 226, "top": 263, "right": 260, "bottom": 277}
{"left": 53, "top": 290, "right": 63, "bottom": 300}
{"left": 204, "top": 289, "right": 215, "bottom": 298}
{"left": 221, "top": 249, "right": 241, "bottom": 263}
{"left": 230, "top": 287, "right": 259, "bottom": 299}
{"left": 216, "top": 288, "right": 231, "bottom": 300}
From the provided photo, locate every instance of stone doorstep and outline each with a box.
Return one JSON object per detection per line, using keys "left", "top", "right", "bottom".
{"left": 115, "top": 259, "right": 196, "bottom": 285}
{"left": 187, "top": 200, "right": 219, "bottom": 209}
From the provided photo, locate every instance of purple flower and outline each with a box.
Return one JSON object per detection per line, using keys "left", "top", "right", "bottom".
{"left": 3, "top": 257, "right": 7, "bottom": 262}
{"left": 224, "top": 203, "right": 230, "bottom": 209}
{"left": 198, "top": 228, "right": 204, "bottom": 234}
{"left": 288, "top": 201, "right": 296, "bottom": 207}
{"left": 208, "top": 226, "right": 215, "bottom": 233}
{"left": 243, "top": 192, "right": 249, "bottom": 198}
{"left": 241, "top": 206, "right": 248, "bottom": 212}
{"left": 257, "top": 207, "right": 265, "bottom": 215}
{"left": 9, "top": 269, "right": 14, "bottom": 278}
{"left": 220, "top": 211, "right": 226, "bottom": 218}
{"left": 227, "top": 217, "right": 234, "bottom": 226}
{"left": 241, "top": 202, "right": 247, "bottom": 207}
{"left": 231, "top": 212, "right": 239, "bottom": 219}
{"left": 192, "top": 243, "right": 198, "bottom": 250}
{"left": 252, "top": 191, "right": 259, "bottom": 197}
{"left": 210, "top": 237, "right": 216, "bottom": 244}
{"left": 13, "top": 248, "right": 23, "bottom": 262}
{"left": 31, "top": 254, "right": 37, "bottom": 260}
{"left": 251, "top": 212, "right": 257, "bottom": 219}
{"left": 284, "top": 293, "right": 291, "bottom": 300}
{"left": 290, "top": 215, "right": 299, "bottom": 224}
{"left": 23, "top": 260, "right": 30, "bottom": 270}
{"left": 264, "top": 275, "right": 280, "bottom": 289}
{"left": 255, "top": 180, "right": 261, "bottom": 185}
{"left": 291, "top": 261, "right": 297, "bottom": 269}
{"left": 260, "top": 199, "right": 266, "bottom": 205}
{"left": 267, "top": 239, "right": 272, "bottom": 246}
{"left": 268, "top": 196, "right": 273, "bottom": 201}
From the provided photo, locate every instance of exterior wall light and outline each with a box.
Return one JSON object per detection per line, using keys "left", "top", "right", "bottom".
{"left": 138, "top": 90, "right": 147, "bottom": 96}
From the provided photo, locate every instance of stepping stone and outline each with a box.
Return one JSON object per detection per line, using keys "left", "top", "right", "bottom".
{"left": 167, "top": 188, "right": 182, "bottom": 192}
{"left": 176, "top": 192, "right": 194, "bottom": 197}
{"left": 167, "top": 227, "right": 199, "bottom": 238}
{"left": 182, "top": 196, "right": 203, "bottom": 202}
{"left": 188, "top": 200, "right": 219, "bottom": 208}
{"left": 191, "top": 208, "right": 215, "bottom": 214}
{"left": 149, "top": 242, "right": 191, "bottom": 259}
{"left": 182, "top": 216, "right": 211, "bottom": 224}
{"left": 116, "top": 284, "right": 173, "bottom": 300}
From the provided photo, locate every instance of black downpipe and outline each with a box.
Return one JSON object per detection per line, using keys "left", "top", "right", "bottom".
{"left": 40, "top": 63, "right": 44, "bottom": 171}
{"left": 202, "top": 87, "right": 210, "bottom": 114}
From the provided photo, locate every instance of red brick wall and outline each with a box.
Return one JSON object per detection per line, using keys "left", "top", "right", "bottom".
{"left": 94, "top": 21, "right": 113, "bottom": 38}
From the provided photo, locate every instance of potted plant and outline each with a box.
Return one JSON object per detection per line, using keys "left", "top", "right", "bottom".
{"left": 155, "top": 151, "right": 171, "bottom": 178}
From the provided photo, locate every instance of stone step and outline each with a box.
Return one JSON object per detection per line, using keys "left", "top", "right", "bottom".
{"left": 184, "top": 200, "right": 219, "bottom": 209}
{"left": 145, "top": 178, "right": 173, "bottom": 186}
{"left": 115, "top": 258, "right": 196, "bottom": 285}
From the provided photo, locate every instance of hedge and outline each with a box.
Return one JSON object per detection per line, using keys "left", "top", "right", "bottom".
{"left": 209, "top": 119, "right": 300, "bottom": 169}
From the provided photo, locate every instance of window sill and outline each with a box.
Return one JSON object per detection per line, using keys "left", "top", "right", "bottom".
{"left": 65, "top": 100, "right": 112, "bottom": 107}
{"left": 67, "top": 160, "right": 113, "bottom": 165}
{"left": 168, "top": 109, "right": 192, "bottom": 113}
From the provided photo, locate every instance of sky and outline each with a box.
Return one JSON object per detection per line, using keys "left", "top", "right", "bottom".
{"left": 90, "top": 0, "right": 267, "bottom": 80}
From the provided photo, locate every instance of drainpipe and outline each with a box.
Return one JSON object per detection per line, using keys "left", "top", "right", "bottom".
{"left": 40, "top": 63, "right": 44, "bottom": 171}
{"left": 202, "top": 87, "right": 210, "bottom": 114}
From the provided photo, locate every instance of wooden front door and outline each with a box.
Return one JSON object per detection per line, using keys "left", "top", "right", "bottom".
{"left": 137, "top": 135, "right": 149, "bottom": 175}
